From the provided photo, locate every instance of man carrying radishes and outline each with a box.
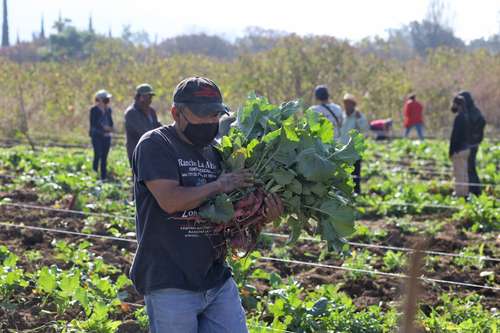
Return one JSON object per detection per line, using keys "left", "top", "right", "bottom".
{"left": 129, "top": 77, "right": 283, "bottom": 333}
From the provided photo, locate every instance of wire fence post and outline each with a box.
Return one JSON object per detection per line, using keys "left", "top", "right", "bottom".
{"left": 400, "top": 242, "right": 425, "bottom": 333}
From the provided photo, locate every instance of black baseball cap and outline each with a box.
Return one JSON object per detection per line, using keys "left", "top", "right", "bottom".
{"left": 136, "top": 83, "right": 155, "bottom": 96}
{"left": 314, "top": 85, "right": 329, "bottom": 100}
{"left": 173, "top": 77, "right": 229, "bottom": 116}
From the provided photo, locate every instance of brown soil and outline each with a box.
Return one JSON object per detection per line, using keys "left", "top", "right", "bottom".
{"left": 0, "top": 193, "right": 498, "bottom": 330}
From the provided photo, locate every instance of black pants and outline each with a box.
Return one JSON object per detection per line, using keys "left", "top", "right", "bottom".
{"left": 468, "top": 146, "right": 481, "bottom": 195}
{"left": 91, "top": 136, "right": 111, "bottom": 180}
{"left": 353, "top": 159, "right": 361, "bottom": 194}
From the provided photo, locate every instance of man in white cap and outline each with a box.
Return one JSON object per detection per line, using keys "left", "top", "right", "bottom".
{"left": 340, "top": 93, "right": 369, "bottom": 194}
{"left": 89, "top": 89, "right": 114, "bottom": 180}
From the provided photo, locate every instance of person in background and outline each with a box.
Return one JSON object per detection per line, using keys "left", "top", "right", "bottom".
{"left": 89, "top": 89, "right": 114, "bottom": 181}
{"left": 340, "top": 93, "right": 369, "bottom": 194}
{"left": 403, "top": 93, "right": 424, "bottom": 140}
{"left": 459, "top": 91, "right": 486, "bottom": 196}
{"left": 370, "top": 118, "right": 393, "bottom": 140}
{"left": 449, "top": 95, "right": 470, "bottom": 198}
{"left": 125, "top": 84, "right": 161, "bottom": 165}
{"left": 217, "top": 111, "right": 236, "bottom": 139}
{"left": 311, "top": 85, "right": 343, "bottom": 141}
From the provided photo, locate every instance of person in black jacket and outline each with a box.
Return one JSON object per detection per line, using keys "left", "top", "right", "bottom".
{"left": 449, "top": 95, "right": 470, "bottom": 197}
{"left": 459, "top": 91, "right": 486, "bottom": 195}
{"left": 89, "top": 90, "right": 114, "bottom": 180}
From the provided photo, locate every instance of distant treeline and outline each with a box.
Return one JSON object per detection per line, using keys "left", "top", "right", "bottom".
{"left": 2, "top": 18, "right": 500, "bottom": 62}
{"left": 0, "top": 17, "right": 499, "bottom": 141}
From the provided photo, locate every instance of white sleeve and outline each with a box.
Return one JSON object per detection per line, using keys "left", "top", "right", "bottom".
{"left": 357, "top": 114, "right": 369, "bottom": 133}
{"left": 335, "top": 106, "right": 343, "bottom": 127}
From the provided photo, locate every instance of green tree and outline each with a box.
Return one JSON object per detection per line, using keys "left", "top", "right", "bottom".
{"left": 88, "top": 15, "right": 94, "bottom": 34}
{"left": 47, "top": 18, "right": 96, "bottom": 60}
{"left": 40, "top": 16, "right": 46, "bottom": 40}
{"left": 2, "top": 0, "right": 9, "bottom": 47}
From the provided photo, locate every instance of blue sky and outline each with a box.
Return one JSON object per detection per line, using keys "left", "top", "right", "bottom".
{"left": 8, "top": 0, "right": 500, "bottom": 43}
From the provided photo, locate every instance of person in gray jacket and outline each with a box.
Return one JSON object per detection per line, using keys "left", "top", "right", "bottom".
{"left": 125, "top": 84, "right": 162, "bottom": 164}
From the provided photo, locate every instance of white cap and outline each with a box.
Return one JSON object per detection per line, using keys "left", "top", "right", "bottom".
{"left": 343, "top": 93, "right": 356, "bottom": 103}
{"left": 95, "top": 89, "right": 112, "bottom": 100}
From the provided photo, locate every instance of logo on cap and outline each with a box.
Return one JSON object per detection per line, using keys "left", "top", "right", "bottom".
{"left": 192, "top": 86, "right": 220, "bottom": 98}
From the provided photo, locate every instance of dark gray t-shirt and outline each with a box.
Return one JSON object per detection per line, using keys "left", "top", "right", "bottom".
{"left": 124, "top": 104, "right": 161, "bottom": 164}
{"left": 130, "top": 125, "right": 230, "bottom": 295}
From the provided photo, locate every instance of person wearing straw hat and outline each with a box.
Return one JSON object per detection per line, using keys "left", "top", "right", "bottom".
{"left": 89, "top": 89, "right": 114, "bottom": 180}
{"left": 124, "top": 83, "right": 162, "bottom": 165}
{"left": 340, "top": 93, "right": 369, "bottom": 194}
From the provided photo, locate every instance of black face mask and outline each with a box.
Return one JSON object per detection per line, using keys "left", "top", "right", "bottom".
{"left": 451, "top": 106, "right": 458, "bottom": 113}
{"left": 180, "top": 112, "right": 219, "bottom": 146}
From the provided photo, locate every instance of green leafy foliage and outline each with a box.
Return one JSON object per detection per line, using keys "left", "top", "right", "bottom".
{"left": 419, "top": 294, "right": 500, "bottom": 332}
{"left": 0, "top": 127, "right": 498, "bottom": 331}
{"left": 0, "top": 246, "right": 29, "bottom": 298}
{"left": 199, "top": 193, "right": 235, "bottom": 223}
{"left": 200, "top": 95, "right": 363, "bottom": 249}
{"left": 382, "top": 250, "right": 407, "bottom": 272}
{"left": 453, "top": 194, "right": 500, "bottom": 232}
{"left": 341, "top": 250, "right": 374, "bottom": 281}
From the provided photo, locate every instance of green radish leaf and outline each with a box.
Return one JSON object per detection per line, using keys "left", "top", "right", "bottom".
{"left": 279, "top": 100, "right": 301, "bottom": 119}
{"left": 319, "top": 201, "right": 356, "bottom": 237}
{"left": 115, "top": 274, "right": 131, "bottom": 290}
{"left": 296, "top": 149, "right": 336, "bottom": 182}
{"left": 262, "top": 128, "right": 281, "bottom": 143}
{"left": 228, "top": 148, "right": 247, "bottom": 171}
{"left": 271, "top": 169, "right": 295, "bottom": 186}
{"left": 74, "top": 287, "right": 90, "bottom": 315}
{"left": 37, "top": 266, "right": 57, "bottom": 294}
{"left": 199, "top": 193, "right": 235, "bottom": 223}
{"left": 238, "top": 99, "right": 260, "bottom": 138}
{"left": 331, "top": 137, "right": 360, "bottom": 164}
{"left": 287, "top": 179, "right": 303, "bottom": 194}
{"left": 59, "top": 270, "right": 80, "bottom": 297}
{"left": 310, "top": 182, "right": 328, "bottom": 197}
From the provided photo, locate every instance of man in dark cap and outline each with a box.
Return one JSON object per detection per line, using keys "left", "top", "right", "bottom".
{"left": 129, "top": 77, "right": 283, "bottom": 332}
{"left": 311, "top": 85, "right": 343, "bottom": 141}
{"left": 458, "top": 91, "right": 486, "bottom": 195}
{"left": 124, "top": 83, "right": 161, "bottom": 165}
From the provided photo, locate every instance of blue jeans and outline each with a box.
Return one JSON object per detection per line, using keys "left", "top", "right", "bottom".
{"left": 144, "top": 278, "right": 247, "bottom": 333}
{"left": 404, "top": 123, "right": 424, "bottom": 140}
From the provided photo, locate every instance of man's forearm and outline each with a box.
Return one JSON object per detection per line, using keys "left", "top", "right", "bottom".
{"left": 148, "top": 180, "right": 221, "bottom": 214}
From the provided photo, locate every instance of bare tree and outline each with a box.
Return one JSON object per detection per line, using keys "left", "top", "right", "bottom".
{"left": 425, "top": 0, "right": 454, "bottom": 29}
{"left": 409, "top": 0, "right": 464, "bottom": 55}
{"left": 40, "top": 16, "right": 45, "bottom": 40}
{"left": 2, "top": 0, "right": 9, "bottom": 47}
{"left": 497, "top": 11, "right": 500, "bottom": 34}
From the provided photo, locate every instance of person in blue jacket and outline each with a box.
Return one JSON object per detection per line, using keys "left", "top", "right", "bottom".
{"left": 89, "top": 90, "right": 114, "bottom": 180}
